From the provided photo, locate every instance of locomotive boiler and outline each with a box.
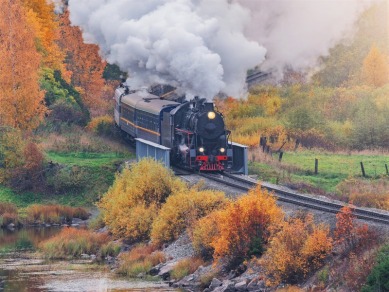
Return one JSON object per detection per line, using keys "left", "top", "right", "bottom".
{"left": 114, "top": 84, "right": 233, "bottom": 171}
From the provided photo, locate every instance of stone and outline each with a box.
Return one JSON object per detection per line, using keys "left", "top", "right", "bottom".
{"left": 235, "top": 280, "right": 247, "bottom": 291}
{"left": 72, "top": 218, "right": 86, "bottom": 224}
{"left": 209, "top": 278, "right": 222, "bottom": 290}
{"left": 149, "top": 263, "right": 163, "bottom": 275}
{"left": 158, "top": 262, "right": 176, "bottom": 280}
{"left": 80, "top": 254, "right": 90, "bottom": 259}
{"left": 213, "top": 280, "right": 235, "bottom": 292}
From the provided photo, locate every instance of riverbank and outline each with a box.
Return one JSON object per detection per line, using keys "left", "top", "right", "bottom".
{"left": 0, "top": 227, "right": 176, "bottom": 292}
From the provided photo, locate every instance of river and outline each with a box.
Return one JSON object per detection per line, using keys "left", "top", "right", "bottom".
{"left": 0, "top": 228, "right": 178, "bottom": 292}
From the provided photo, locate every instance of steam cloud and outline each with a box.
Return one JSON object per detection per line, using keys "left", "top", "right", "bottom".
{"left": 68, "top": 0, "right": 379, "bottom": 99}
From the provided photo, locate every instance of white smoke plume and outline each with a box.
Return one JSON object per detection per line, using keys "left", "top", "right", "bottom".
{"left": 237, "top": 0, "right": 380, "bottom": 77}
{"left": 68, "top": 0, "right": 379, "bottom": 98}
{"left": 68, "top": 0, "right": 265, "bottom": 99}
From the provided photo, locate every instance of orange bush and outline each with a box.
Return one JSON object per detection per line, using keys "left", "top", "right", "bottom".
{"left": 98, "top": 158, "right": 184, "bottom": 241}
{"left": 334, "top": 205, "right": 371, "bottom": 254}
{"left": 210, "top": 186, "right": 284, "bottom": 267}
{"left": 151, "top": 187, "right": 227, "bottom": 245}
{"left": 261, "top": 214, "right": 332, "bottom": 286}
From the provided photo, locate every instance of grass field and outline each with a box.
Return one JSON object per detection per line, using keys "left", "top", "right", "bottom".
{"left": 0, "top": 151, "right": 134, "bottom": 207}
{"left": 249, "top": 149, "right": 389, "bottom": 194}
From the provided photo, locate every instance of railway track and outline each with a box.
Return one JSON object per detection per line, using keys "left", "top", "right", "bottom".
{"left": 198, "top": 172, "right": 389, "bottom": 225}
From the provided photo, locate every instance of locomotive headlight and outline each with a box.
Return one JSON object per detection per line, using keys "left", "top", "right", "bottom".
{"left": 220, "top": 147, "right": 225, "bottom": 153}
{"left": 199, "top": 147, "right": 205, "bottom": 153}
{"left": 207, "top": 111, "right": 216, "bottom": 120}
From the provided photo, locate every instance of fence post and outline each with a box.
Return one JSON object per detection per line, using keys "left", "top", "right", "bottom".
{"left": 360, "top": 162, "right": 366, "bottom": 177}
{"left": 314, "top": 158, "right": 318, "bottom": 175}
{"left": 385, "top": 164, "right": 388, "bottom": 175}
{"left": 279, "top": 151, "right": 284, "bottom": 162}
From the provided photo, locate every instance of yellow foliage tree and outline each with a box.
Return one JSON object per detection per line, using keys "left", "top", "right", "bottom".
{"left": 98, "top": 158, "right": 184, "bottom": 241}
{"left": 211, "top": 186, "right": 284, "bottom": 267}
{"left": 0, "top": 128, "right": 25, "bottom": 183}
{"left": 22, "top": 0, "right": 66, "bottom": 75}
{"left": 361, "top": 44, "right": 389, "bottom": 87}
{"left": 261, "top": 214, "right": 332, "bottom": 286}
{"left": 0, "top": 0, "right": 46, "bottom": 130}
{"left": 151, "top": 187, "right": 227, "bottom": 245}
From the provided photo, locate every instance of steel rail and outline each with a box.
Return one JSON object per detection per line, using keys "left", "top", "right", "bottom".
{"left": 198, "top": 172, "right": 389, "bottom": 225}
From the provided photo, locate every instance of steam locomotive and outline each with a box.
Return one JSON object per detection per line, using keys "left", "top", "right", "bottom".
{"left": 114, "top": 84, "right": 233, "bottom": 171}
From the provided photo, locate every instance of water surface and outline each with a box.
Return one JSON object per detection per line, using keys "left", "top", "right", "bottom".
{"left": 0, "top": 228, "right": 177, "bottom": 292}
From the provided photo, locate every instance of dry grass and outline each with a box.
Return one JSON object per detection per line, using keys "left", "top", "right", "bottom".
{"left": 25, "top": 204, "right": 89, "bottom": 224}
{"left": 40, "top": 227, "right": 110, "bottom": 259}
{"left": 337, "top": 178, "right": 389, "bottom": 210}
{"left": 39, "top": 129, "right": 128, "bottom": 154}
{"left": 0, "top": 202, "right": 19, "bottom": 227}
{"left": 117, "top": 244, "right": 166, "bottom": 277}
{"left": 170, "top": 257, "right": 205, "bottom": 280}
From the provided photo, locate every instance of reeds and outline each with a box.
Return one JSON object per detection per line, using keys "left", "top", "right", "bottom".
{"left": 117, "top": 244, "right": 166, "bottom": 277}
{"left": 25, "top": 204, "right": 89, "bottom": 225}
{"left": 40, "top": 227, "right": 109, "bottom": 259}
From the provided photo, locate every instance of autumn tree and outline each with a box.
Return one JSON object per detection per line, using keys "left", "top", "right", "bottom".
{"left": 59, "top": 10, "right": 107, "bottom": 115}
{"left": 22, "top": 0, "right": 67, "bottom": 75}
{"left": 0, "top": 0, "right": 46, "bottom": 130}
{"left": 361, "top": 45, "right": 389, "bottom": 87}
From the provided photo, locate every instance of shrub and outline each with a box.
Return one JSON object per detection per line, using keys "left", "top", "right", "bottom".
{"left": 25, "top": 204, "right": 89, "bottom": 224}
{"left": 98, "top": 158, "right": 184, "bottom": 241}
{"left": 40, "top": 228, "right": 109, "bottom": 259}
{"left": 151, "top": 187, "right": 227, "bottom": 245}
{"left": 45, "top": 166, "right": 88, "bottom": 193}
{"left": 88, "top": 213, "right": 105, "bottom": 230}
{"left": 86, "top": 115, "right": 114, "bottom": 136}
{"left": 190, "top": 210, "right": 223, "bottom": 260}
{"left": 0, "top": 203, "right": 19, "bottom": 227}
{"left": 171, "top": 257, "right": 204, "bottom": 280}
{"left": 48, "top": 100, "right": 88, "bottom": 126}
{"left": 261, "top": 214, "right": 333, "bottom": 286}
{"left": 334, "top": 206, "right": 372, "bottom": 254}
{"left": 211, "top": 186, "right": 284, "bottom": 268}
{"left": 362, "top": 244, "right": 389, "bottom": 292}
{"left": 99, "top": 241, "right": 121, "bottom": 259}
{"left": 117, "top": 244, "right": 166, "bottom": 277}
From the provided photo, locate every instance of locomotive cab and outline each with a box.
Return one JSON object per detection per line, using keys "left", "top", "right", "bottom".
{"left": 171, "top": 98, "right": 233, "bottom": 171}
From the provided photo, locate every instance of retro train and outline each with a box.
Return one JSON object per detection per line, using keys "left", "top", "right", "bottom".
{"left": 114, "top": 83, "right": 233, "bottom": 171}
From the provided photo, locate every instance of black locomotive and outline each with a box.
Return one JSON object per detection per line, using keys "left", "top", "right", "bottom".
{"left": 114, "top": 84, "right": 233, "bottom": 171}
